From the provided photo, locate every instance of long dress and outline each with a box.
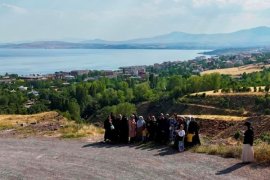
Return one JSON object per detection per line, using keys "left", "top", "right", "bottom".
{"left": 136, "top": 119, "right": 145, "bottom": 139}
{"left": 178, "top": 130, "right": 185, "bottom": 152}
{"left": 104, "top": 118, "right": 112, "bottom": 141}
{"left": 119, "top": 117, "right": 129, "bottom": 143}
{"left": 149, "top": 120, "right": 157, "bottom": 141}
{"left": 129, "top": 119, "right": 137, "bottom": 139}
{"left": 242, "top": 128, "right": 254, "bottom": 162}
{"left": 186, "top": 120, "right": 200, "bottom": 147}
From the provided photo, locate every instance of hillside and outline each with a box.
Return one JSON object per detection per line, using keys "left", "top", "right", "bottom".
{"left": 0, "top": 112, "right": 103, "bottom": 138}
{"left": 0, "top": 93, "right": 268, "bottom": 142}
{"left": 137, "top": 94, "right": 270, "bottom": 139}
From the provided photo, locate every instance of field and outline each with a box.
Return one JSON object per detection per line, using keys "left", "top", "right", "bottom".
{"left": 190, "top": 86, "right": 266, "bottom": 96}
{"left": 183, "top": 115, "right": 247, "bottom": 121}
{"left": 201, "top": 64, "right": 270, "bottom": 76}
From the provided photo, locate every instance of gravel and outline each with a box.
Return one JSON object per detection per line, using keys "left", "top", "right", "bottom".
{"left": 0, "top": 137, "right": 269, "bottom": 180}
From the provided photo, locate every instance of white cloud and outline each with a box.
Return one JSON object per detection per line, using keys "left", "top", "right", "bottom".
{"left": 152, "top": 0, "right": 163, "bottom": 5}
{"left": 242, "top": 0, "right": 270, "bottom": 11}
{"left": 1, "top": 3, "right": 28, "bottom": 14}
{"left": 191, "top": 0, "right": 270, "bottom": 10}
{"left": 0, "top": 0, "right": 270, "bottom": 42}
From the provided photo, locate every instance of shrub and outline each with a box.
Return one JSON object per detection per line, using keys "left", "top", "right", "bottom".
{"left": 192, "top": 144, "right": 241, "bottom": 158}
{"left": 255, "top": 96, "right": 265, "bottom": 105}
{"left": 260, "top": 132, "right": 270, "bottom": 143}
{"left": 254, "top": 142, "right": 270, "bottom": 163}
{"left": 265, "top": 85, "right": 270, "bottom": 92}
{"left": 218, "top": 97, "right": 230, "bottom": 108}
{"left": 238, "top": 108, "right": 245, "bottom": 114}
{"left": 221, "top": 88, "right": 230, "bottom": 93}
{"left": 192, "top": 142, "right": 270, "bottom": 163}
{"left": 264, "top": 109, "right": 270, "bottom": 115}
{"left": 234, "top": 131, "right": 241, "bottom": 140}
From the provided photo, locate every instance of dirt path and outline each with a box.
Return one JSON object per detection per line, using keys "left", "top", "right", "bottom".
{"left": 182, "top": 103, "right": 248, "bottom": 116}
{"left": 0, "top": 137, "right": 269, "bottom": 180}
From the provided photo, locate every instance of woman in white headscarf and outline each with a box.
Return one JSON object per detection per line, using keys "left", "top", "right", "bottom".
{"left": 136, "top": 116, "right": 146, "bottom": 142}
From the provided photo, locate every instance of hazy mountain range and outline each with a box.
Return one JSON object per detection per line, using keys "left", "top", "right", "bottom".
{"left": 1, "top": 26, "right": 270, "bottom": 50}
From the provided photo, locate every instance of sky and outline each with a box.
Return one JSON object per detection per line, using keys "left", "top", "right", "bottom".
{"left": 0, "top": 0, "right": 270, "bottom": 42}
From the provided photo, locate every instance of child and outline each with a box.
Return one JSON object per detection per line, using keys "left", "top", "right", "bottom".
{"left": 142, "top": 127, "right": 148, "bottom": 143}
{"left": 178, "top": 125, "right": 185, "bottom": 152}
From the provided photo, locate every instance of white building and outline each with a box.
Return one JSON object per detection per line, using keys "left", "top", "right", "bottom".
{"left": 18, "top": 86, "right": 28, "bottom": 91}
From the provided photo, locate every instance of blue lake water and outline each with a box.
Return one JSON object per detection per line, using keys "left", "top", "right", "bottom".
{"left": 0, "top": 49, "right": 209, "bottom": 75}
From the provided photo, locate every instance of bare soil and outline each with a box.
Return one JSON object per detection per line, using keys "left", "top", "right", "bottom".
{"left": 0, "top": 137, "right": 269, "bottom": 180}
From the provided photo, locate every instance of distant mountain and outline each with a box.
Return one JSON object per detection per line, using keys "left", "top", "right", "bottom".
{"left": 1, "top": 26, "right": 270, "bottom": 49}
{"left": 125, "top": 26, "right": 270, "bottom": 47}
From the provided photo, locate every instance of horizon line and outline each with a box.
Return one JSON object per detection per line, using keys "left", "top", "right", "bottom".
{"left": 1, "top": 25, "right": 270, "bottom": 44}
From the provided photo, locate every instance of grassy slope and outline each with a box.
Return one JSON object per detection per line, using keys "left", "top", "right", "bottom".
{"left": 137, "top": 94, "right": 270, "bottom": 163}
{"left": 0, "top": 111, "right": 104, "bottom": 138}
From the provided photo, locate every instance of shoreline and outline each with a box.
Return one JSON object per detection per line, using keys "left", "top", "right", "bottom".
{"left": 0, "top": 49, "right": 211, "bottom": 76}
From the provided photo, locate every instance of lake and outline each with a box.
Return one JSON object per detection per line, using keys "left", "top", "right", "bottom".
{"left": 0, "top": 49, "right": 209, "bottom": 75}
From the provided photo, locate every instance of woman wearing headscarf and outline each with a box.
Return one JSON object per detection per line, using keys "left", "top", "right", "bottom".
{"left": 242, "top": 122, "right": 254, "bottom": 163}
{"left": 129, "top": 114, "right": 137, "bottom": 143}
{"left": 149, "top": 115, "right": 157, "bottom": 141}
{"left": 113, "top": 114, "right": 123, "bottom": 142}
{"left": 119, "top": 115, "right": 129, "bottom": 144}
{"left": 157, "top": 113, "right": 169, "bottom": 144}
{"left": 169, "top": 113, "right": 178, "bottom": 144}
{"left": 136, "top": 116, "right": 146, "bottom": 142}
{"left": 188, "top": 117, "right": 201, "bottom": 146}
{"left": 104, "top": 115, "right": 114, "bottom": 142}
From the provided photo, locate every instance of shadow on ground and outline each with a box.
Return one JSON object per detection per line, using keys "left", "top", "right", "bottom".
{"left": 83, "top": 141, "right": 270, "bottom": 170}
{"left": 82, "top": 141, "right": 179, "bottom": 156}
{"left": 216, "top": 162, "right": 270, "bottom": 175}
{"left": 216, "top": 163, "right": 249, "bottom": 175}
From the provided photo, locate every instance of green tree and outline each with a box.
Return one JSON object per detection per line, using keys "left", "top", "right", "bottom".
{"left": 68, "top": 100, "right": 81, "bottom": 121}
{"left": 134, "top": 83, "right": 153, "bottom": 102}
{"left": 167, "top": 75, "right": 184, "bottom": 91}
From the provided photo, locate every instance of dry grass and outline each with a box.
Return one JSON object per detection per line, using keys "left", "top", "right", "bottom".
{"left": 0, "top": 123, "right": 14, "bottom": 130}
{"left": 190, "top": 86, "right": 266, "bottom": 96}
{"left": 201, "top": 64, "right": 270, "bottom": 76}
{"left": 254, "top": 142, "right": 270, "bottom": 163}
{"left": 0, "top": 111, "right": 59, "bottom": 126}
{"left": 60, "top": 121, "right": 104, "bottom": 138}
{"left": 0, "top": 111, "right": 104, "bottom": 138}
{"left": 183, "top": 115, "right": 247, "bottom": 121}
{"left": 192, "top": 144, "right": 242, "bottom": 158}
{"left": 192, "top": 142, "right": 270, "bottom": 163}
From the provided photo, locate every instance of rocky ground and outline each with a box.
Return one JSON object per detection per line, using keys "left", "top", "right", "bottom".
{"left": 0, "top": 137, "right": 269, "bottom": 180}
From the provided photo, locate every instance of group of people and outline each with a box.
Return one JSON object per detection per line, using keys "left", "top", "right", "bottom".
{"left": 104, "top": 112, "right": 256, "bottom": 163}
{"left": 104, "top": 113, "right": 201, "bottom": 152}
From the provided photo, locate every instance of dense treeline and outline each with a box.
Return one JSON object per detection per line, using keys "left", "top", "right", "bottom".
{"left": 2, "top": 67, "right": 270, "bottom": 122}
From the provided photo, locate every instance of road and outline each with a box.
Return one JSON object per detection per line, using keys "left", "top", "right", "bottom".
{"left": 0, "top": 137, "right": 269, "bottom": 180}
